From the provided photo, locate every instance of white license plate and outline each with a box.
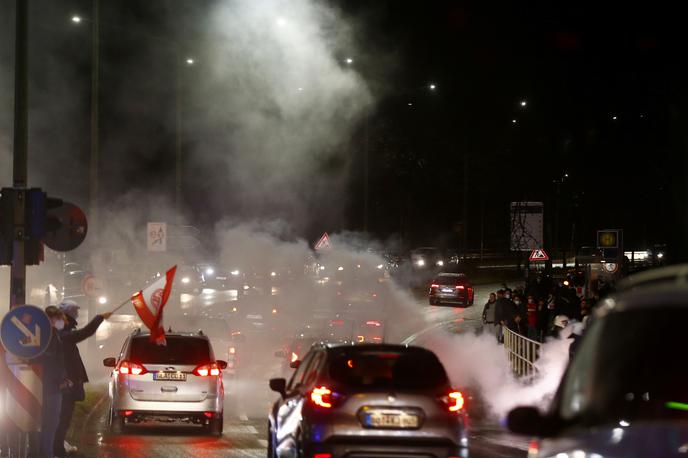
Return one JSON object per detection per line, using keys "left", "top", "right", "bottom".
{"left": 365, "top": 411, "right": 419, "bottom": 429}
{"left": 441, "top": 288, "right": 454, "bottom": 293}
{"left": 154, "top": 371, "right": 186, "bottom": 382}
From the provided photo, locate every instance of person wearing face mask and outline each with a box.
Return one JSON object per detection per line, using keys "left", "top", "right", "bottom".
{"left": 41, "top": 307, "right": 71, "bottom": 458}
{"left": 52, "top": 301, "right": 111, "bottom": 458}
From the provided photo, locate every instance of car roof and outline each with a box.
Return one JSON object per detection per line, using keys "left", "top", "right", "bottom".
{"left": 321, "top": 342, "right": 434, "bottom": 354}
{"left": 130, "top": 330, "right": 209, "bottom": 340}
{"left": 437, "top": 272, "right": 466, "bottom": 277}
{"left": 596, "top": 265, "right": 688, "bottom": 318}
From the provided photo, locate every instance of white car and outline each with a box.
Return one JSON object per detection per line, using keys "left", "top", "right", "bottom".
{"left": 104, "top": 329, "right": 226, "bottom": 435}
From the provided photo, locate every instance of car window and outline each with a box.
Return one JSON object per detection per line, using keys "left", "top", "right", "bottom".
{"left": 329, "top": 349, "right": 449, "bottom": 390}
{"left": 287, "top": 351, "right": 314, "bottom": 391}
{"left": 130, "top": 337, "right": 211, "bottom": 365}
{"left": 559, "top": 307, "right": 688, "bottom": 425}
{"left": 302, "top": 351, "right": 326, "bottom": 387}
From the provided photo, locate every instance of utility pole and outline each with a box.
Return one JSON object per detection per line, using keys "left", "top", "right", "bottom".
{"left": 175, "top": 55, "right": 182, "bottom": 222}
{"left": 462, "top": 156, "right": 469, "bottom": 260}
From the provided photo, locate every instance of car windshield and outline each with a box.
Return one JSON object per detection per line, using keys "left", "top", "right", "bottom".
{"left": 560, "top": 307, "right": 688, "bottom": 425}
{"left": 329, "top": 349, "right": 448, "bottom": 391}
{"left": 130, "top": 336, "right": 211, "bottom": 365}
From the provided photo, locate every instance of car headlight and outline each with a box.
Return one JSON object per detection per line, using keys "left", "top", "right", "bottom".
{"left": 436, "top": 260, "right": 444, "bottom": 267}
{"left": 416, "top": 259, "right": 426, "bottom": 267}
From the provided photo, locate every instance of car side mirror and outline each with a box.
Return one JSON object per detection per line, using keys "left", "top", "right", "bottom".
{"left": 274, "top": 350, "right": 286, "bottom": 358}
{"left": 216, "top": 360, "right": 228, "bottom": 370}
{"left": 103, "top": 357, "right": 116, "bottom": 368}
{"left": 269, "top": 378, "right": 287, "bottom": 397}
{"left": 289, "top": 360, "right": 301, "bottom": 369}
{"left": 507, "top": 406, "right": 557, "bottom": 437}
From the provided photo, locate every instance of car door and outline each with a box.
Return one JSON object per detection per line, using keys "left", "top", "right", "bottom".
{"left": 276, "top": 352, "right": 315, "bottom": 457}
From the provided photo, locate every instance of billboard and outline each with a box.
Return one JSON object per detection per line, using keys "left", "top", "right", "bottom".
{"left": 510, "top": 202, "right": 544, "bottom": 251}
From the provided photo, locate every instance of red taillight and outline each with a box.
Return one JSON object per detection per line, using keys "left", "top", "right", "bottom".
{"left": 365, "top": 320, "right": 381, "bottom": 327}
{"left": 122, "top": 410, "right": 134, "bottom": 417}
{"left": 204, "top": 412, "right": 216, "bottom": 418}
{"left": 193, "top": 363, "right": 221, "bottom": 377}
{"left": 314, "top": 454, "right": 332, "bottom": 458}
{"left": 116, "top": 361, "right": 148, "bottom": 376}
{"left": 439, "top": 390, "right": 465, "bottom": 413}
{"left": 455, "top": 285, "right": 465, "bottom": 290}
{"left": 310, "top": 386, "right": 333, "bottom": 408}
{"left": 430, "top": 284, "right": 439, "bottom": 288}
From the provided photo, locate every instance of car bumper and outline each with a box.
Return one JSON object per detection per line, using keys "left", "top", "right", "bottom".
{"left": 431, "top": 294, "right": 470, "bottom": 305}
{"left": 112, "top": 394, "right": 223, "bottom": 414}
{"left": 308, "top": 437, "right": 468, "bottom": 458}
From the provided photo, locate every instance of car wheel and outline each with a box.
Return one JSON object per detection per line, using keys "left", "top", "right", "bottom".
{"left": 108, "top": 407, "right": 126, "bottom": 435}
{"left": 208, "top": 413, "right": 223, "bottom": 436}
{"left": 268, "top": 425, "right": 277, "bottom": 458}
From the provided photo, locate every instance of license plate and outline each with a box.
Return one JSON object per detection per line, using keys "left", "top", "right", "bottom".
{"left": 441, "top": 288, "right": 454, "bottom": 293}
{"left": 364, "top": 411, "right": 419, "bottom": 429}
{"left": 154, "top": 371, "right": 186, "bottom": 382}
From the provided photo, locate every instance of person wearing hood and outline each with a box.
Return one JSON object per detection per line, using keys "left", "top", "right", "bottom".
{"left": 53, "top": 300, "right": 111, "bottom": 458}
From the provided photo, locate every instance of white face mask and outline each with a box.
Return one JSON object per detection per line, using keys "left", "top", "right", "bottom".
{"left": 54, "top": 320, "right": 65, "bottom": 331}
{"left": 514, "top": 300, "right": 521, "bottom": 305}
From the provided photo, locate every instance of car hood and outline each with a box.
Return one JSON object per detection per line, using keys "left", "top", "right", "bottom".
{"left": 538, "top": 422, "right": 688, "bottom": 458}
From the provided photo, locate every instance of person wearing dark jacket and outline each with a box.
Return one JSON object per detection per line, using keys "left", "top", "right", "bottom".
{"left": 493, "top": 290, "right": 515, "bottom": 343}
{"left": 41, "top": 307, "right": 70, "bottom": 458}
{"left": 53, "top": 300, "right": 111, "bottom": 458}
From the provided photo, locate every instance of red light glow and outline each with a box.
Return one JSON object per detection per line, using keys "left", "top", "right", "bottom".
{"left": 291, "top": 352, "right": 299, "bottom": 362}
{"left": 193, "top": 363, "right": 221, "bottom": 377}
{"left": 365, "top": 320, "right": 381, "bottom": 327}
{"left": 117, "top": 361, "right": 147, "bottom": 376}
{"left": 448, "top": 391, "right": 465, "bottom": 412}
{"left": 311, "top": 386, "right": 333, "bottom": 408}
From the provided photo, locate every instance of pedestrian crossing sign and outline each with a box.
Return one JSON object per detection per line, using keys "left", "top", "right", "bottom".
{"left": 314, "top": 232, "right": 332, "bottom": 250}
{"left": 529, "top": 249, "right": 549, "bottom": 261}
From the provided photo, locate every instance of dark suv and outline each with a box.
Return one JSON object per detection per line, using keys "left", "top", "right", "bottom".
{"left": 428, "top": 273, "right": 474, "bottom": 306}
{"left": 268, "top": 343, "right": 469, "bottom": 458}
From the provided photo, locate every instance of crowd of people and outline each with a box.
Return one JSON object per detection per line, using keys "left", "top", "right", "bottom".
{"left": 481, "top": 275, "right": 606, "bottom": 343}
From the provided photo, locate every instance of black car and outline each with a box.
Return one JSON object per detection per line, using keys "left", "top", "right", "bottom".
{"left": 268, "top": 343, "right": 469, "bottom": 458}
{"left": 428, "top": 273, "right": 474, "bottom": 306}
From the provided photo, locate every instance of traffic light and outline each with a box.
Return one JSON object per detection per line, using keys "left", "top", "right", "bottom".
{"left": 0, "top": 187, "right": 86, "bottom": 266}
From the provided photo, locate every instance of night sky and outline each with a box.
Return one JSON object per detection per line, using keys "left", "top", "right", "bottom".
{"left": 0, "top": 1, "right": 686, "bottom": 258}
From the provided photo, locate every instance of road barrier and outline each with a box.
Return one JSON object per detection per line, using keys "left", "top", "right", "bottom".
{"left": 503, "top": 327, "right": 541, "bottom": 378}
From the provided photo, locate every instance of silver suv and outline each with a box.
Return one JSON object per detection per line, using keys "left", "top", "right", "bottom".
{"left": 104, "top": 330, "right": 227, "bottom": 435}
{"left": 268, "top": 343, "right": 469, "bottom": 457}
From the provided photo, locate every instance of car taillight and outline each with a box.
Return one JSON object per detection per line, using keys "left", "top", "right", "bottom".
{"left": 193, "top": 362, "right": 221, "bottom": 377}
{"left": 310, "top": 385, "right": 343, "bottom": 409}
{"left": 455, "top": 285, "right": 465, "bottom": 290}
{"left": 430, "top": 284, "right": 439, "bottom": 288}
{"left": 438, "top": 390, "right": 465, "bottom": 413}
{"left": 365, "top": 320, "right": 381, "bottom": 327}
{"left": 116, "top": 361, "right": 148, "bottom": 376}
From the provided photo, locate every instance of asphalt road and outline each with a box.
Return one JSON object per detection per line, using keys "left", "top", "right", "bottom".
{"left": 72, "top": 281, "right": 528, "bottom": 458}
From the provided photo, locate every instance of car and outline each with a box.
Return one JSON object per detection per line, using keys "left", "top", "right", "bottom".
{"left": 103, "top": 329, "right": 227, "bottom": 435}
{"left": 268, "top": 343, "right": 469, "bottom": 458}
{"left": 428, "top": 273, "right": 474, "bottom": 306}
{"left": 507, "top": 265, "right": 688, "bottom": 457}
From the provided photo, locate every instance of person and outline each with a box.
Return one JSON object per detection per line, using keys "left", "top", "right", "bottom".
{"left": 41, "top": 307, "right": 70, "bottom": 458}
{"left": 482, "top": 293, "right": 497, "bottom": 336}
{"left": 53, "top": 301, "right": 111, "bottom": 458}
{"left": 549, "top": 314, "right": 570, "bottom": 339}
{"left": 494, "top": 289, "right": 515, "bottom": 343}
{"left": 525, "top": 295, "right": 538, "bottom": 339}
{"left": 536, "top": 298, "right": 549, "bottom": 341}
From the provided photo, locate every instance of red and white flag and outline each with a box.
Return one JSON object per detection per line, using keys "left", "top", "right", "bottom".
{"left": 131, "top": 266, "right": 177, "bottom": 345}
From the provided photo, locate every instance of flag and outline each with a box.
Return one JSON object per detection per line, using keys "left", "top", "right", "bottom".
{"left": 131, "top": 266, "right": 177, "bottom": 345}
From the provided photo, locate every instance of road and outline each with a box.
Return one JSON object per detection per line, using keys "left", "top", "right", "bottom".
{"left": 73, "top": 281, "right": 529, "bottom": 457}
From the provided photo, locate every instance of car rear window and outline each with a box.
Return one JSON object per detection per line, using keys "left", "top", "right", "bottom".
{"left": 329, "top": 349, "right": 449, "bottom": 390}
{"left": 130, "top": 337, "right": 211, "bottom": 365}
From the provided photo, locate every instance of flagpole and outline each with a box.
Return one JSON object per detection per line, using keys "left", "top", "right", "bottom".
{"left": 110, "top": 296, "right": 133, "bottom": 314}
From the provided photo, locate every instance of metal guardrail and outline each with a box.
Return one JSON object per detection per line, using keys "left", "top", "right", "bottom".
{"left": 503, "top": 326, "right": 541, "bottom": 378}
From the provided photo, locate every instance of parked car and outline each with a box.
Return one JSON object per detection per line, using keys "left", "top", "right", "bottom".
{"left": 428, "top": 272, "right": 474, "bottom": 306}
{"left": 268, "top": 343, "right": 469, "bottom": 457}
{"left": 104, "top": 329, "right": 227, "bottom": 435}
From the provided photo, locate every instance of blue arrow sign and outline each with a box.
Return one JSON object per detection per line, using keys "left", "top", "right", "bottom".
{"left": 0, "top": 305, "right": 52, "bottom": 360}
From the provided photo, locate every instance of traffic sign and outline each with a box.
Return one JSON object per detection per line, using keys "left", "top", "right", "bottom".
{"left": 43, "top": 201, "right": 88, "bottom": 252}
{"left": 82, "top": 273, "right": 104, "bottom": 298}
{"left": 314, "top": 232, "right": 332, "bottom": 251}
{"left": 0, "top": 305, "right": 52, "bottom": 360}
{"left": 597, "top": 229, "right": 620, "bottom": 249}
{"left": 147, "top": 222, "right": 167, "bottom": 252}
{"left": 529, "top": 249, "right": 549, "bottom": 261}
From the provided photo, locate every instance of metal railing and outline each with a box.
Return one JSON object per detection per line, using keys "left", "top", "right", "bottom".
{"left": 503, "top": 327, "right": 542, "bottom": 378}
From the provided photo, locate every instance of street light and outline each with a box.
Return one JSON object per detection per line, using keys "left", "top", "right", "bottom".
{"left": 71, "top": 15, "right": 82, "bottom": 24}
{"left": 512, "top": 119, "right": 517, "bottom": 124}
{"left": 429, "top": 83, "right": 437, "bottom": 90}
{"left": 186, "top": 57, "right": 195, "bottom": 65}
{"left": 345, "top": 57, "right": 353, "bottom": 64}
{"left": 520, "top": 100, "right": 527, "bottom": 107}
